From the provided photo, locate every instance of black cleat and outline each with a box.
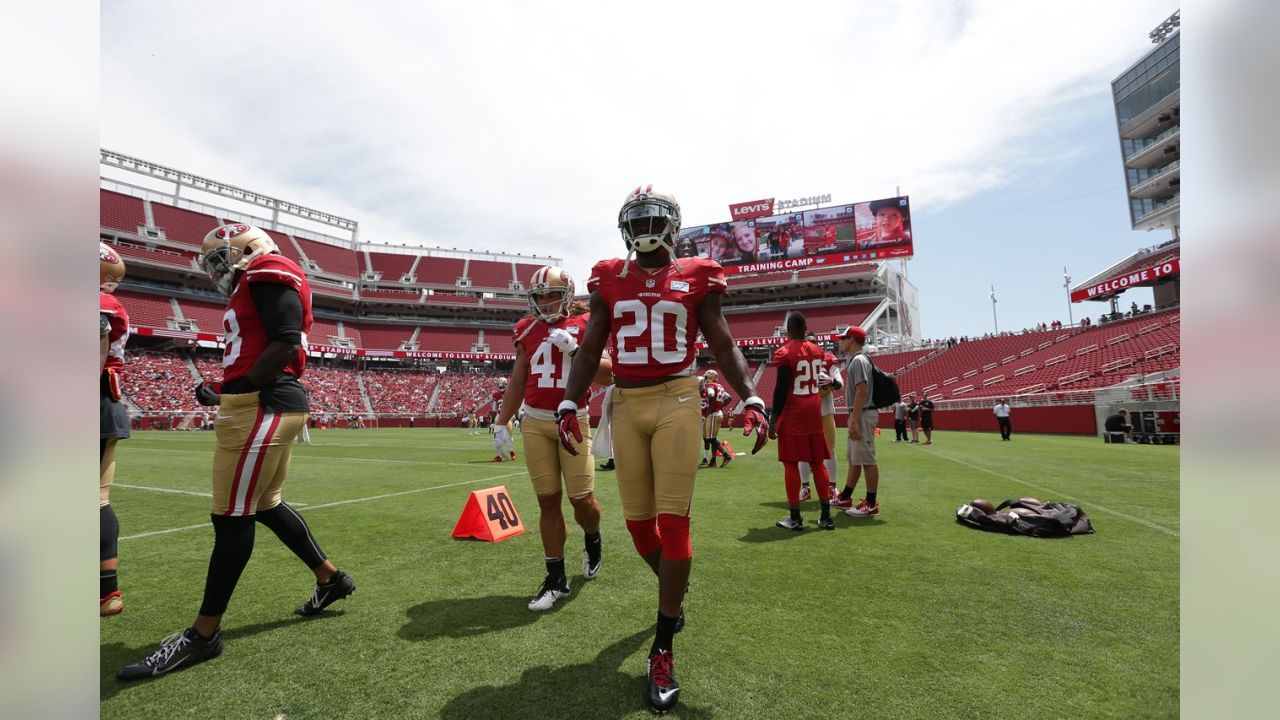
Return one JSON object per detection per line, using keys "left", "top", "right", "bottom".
{"left": 582, "top": 542, "right": 603, "bottom": 580}
{"left": 818, "top": 515, "right": 835, "bottom": 530}
{"left": 647, "top": 649, "right": 680, "bottom": 713}
{"left": 600, "top": 459, "right": 615, "bottom": 471}
{"left": 117, "top": 627, "right": 223, "bottom": 681}
{"left": 675, "top": 606, "right": 685, "bottom": 634}
{"left": 296, "top": 569, "right": 356, "bottom": 617}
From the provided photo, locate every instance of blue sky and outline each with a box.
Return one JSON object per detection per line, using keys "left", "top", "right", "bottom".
{"left": 99, "top": 0, "right": 1175, "bottom": 340}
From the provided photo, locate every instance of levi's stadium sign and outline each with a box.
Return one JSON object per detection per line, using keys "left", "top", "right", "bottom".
{"left": 1070, "top": 258, "right": 1180, "bottom": 302}
{"left": 728, "top": 198, "right": 775, "bottom": 220}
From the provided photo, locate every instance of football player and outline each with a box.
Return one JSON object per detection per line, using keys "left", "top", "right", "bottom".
{"left": 99, "top": 243, "right": 129, "bottom": 617}
{"left": 491, "top": 378, "right": 516, "bottom": 460}
{"left": 798, "top": 332, "right": 842, "bottom": 501}
{"left": 697, "top": 370, "right": 733, "bottom": 468}
{"left": 769, "top": 313, "right": 835, "bottom": 530}
{"left": 118, "top": 224, "right": 355, "bottom": 681}
{"left": 494, "top": 266, "right": 614, "bottom": 611}
{"left": 557, "top": 185, "right": 770, "bottom": 714}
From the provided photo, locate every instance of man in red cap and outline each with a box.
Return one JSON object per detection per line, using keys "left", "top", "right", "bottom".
{"left": 831, "top": 325, "right": 880, "bottom": 516}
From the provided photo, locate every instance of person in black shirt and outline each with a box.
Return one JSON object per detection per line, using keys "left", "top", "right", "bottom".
{"left": 918, "top": 397, "right": 935, "bottom": 445}
{"left": 906, "top": 396, "right": 921, "bottom": 443}
{"left": 1104, "top": 409, "right": 1132, "bottom": 444}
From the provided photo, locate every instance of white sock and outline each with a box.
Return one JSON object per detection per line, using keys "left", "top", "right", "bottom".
{"left": 799, "top": 462, "right": 811, "bottom": 485}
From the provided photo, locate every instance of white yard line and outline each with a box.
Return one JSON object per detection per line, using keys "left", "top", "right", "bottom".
{"left": 115, "top": 483, "right": 212, "bottom": 498}
{"left": 119, "top": 471, "right": 526, "bottom": 541}
{"left": 922, "top": 447, "right": 1179, "bottom": 538}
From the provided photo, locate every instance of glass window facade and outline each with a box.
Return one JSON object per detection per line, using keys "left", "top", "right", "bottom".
{"left": 1112, "top": 33, "right": 1180, "bottom": 127}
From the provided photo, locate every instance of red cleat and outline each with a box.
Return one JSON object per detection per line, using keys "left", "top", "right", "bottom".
{"left": 798, "top": 485, "right": 811, "bottom": 502}
{"left": 829, "top": 494, "right": 854, "bottom": 509}
{"left": 510, "top": 451, "right": 517, "bottom": 461}
{"left": 493, "top": 454, "right": 504, "bottom": 462}
{"left": 845, "top": 499, "right": 880, "bottom": 517}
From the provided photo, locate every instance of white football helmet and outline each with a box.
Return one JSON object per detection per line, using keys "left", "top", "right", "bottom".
{"left": 618, "top": 185, "right": 681, "bottom": 271}
{"left": 100, "top": 242, "right": 126, "bottom": 292}
{"left": 497, "top": 377, "right": 508, "bottom": 390}
{"left": 527, "top": 266, "right": 575, "bottom": 324}
{"left": 703, "top": 369, "right": 719, "bottom": 385}
{"left": 200, "top": 223, "right": 279, "bottom": 295}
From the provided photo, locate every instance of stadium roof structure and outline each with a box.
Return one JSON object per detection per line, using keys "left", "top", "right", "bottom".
{"left": 1071, "top": 239, "right": 1180, "bottom": 303}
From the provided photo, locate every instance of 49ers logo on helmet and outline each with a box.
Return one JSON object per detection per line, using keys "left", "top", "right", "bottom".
{"left": 100, "top": 245, "right": 120, "bottom": 263}
{"left": 216, "top": 224, "right": 251, "bottom": 240}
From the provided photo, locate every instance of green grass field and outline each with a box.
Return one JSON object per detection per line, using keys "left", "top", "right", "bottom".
{"left": 100, "top": 429, "right": 1178, "bottom": 719}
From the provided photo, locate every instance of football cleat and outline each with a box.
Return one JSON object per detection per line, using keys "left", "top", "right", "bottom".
{"left": 116, "top": 627, "right": 223, "bottom": 681}
{"left": 647, "top": 649, "right": 680, "bottom": 714}
{"left": 699, "top": 458, "right": 708, "bottom": 467}
{"left": 719, "top": 453, "right": 733, "bottom": 468}
{"left": 829, "top": 495, "right": 854, "bottom": 509}
{"left": 493, "top": 454, "right": 504, "bottom": 462}
{"left": 528, "top": 574, "right": 571, "bottom": 612}
{"left": 509, "top": 451, "right": 517, "bottom": 461}
{"left": 600, "top": 459, "right": 615, "bottom": 471}
{"left": 776, "top": 516, "right": 804, "bottom": 531}
{"left": 798, "top": 484, "right": 811, "bottom": 502}
{"left": 295, "top": 570, "right": 356, "bottom": 617}
{"left": 829, "top": 483, "right": 839, "bottom": 499}
{"left": 846, "top": 499, "right": 880, "bottom": 517}
{"left": 582, "top": 543, "right": 603, "bottom": 580}
{"left": 817, "top": 515, "right": 836, "bottom": 531}
{"left": 100, "top": 590, "right": 123, "bottom": 617}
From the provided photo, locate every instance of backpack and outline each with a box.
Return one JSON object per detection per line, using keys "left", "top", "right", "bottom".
{"left": 955, "top": 497, "right": 1094, "bottom": 538}
{"left": 862, "top": 354, "right": 901, "bottom": 409}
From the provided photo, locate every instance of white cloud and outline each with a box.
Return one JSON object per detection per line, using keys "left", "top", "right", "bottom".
{"left": 101, "top": 0, "right": 1170, "bottom": 284}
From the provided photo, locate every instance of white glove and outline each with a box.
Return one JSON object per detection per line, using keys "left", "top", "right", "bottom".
{"left": 817, "top": 371, "right": 832, "bottom": 388}
{"left": 493, "top": 424, "right": 511, "bottom": 447}
{"left": 548, "top": 328, "right": 579, "bottom": 356}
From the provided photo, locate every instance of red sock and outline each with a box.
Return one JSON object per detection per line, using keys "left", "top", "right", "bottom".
{"left": 783, "top": 463, "right": 801, "bottom": 507}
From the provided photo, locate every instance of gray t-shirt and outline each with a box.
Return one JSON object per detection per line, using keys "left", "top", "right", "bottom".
{"left": 845, "top": 352, "right": 874, "bottom": 411}
{"left": 894, "top": 401, "right": 908, "bottom": 420}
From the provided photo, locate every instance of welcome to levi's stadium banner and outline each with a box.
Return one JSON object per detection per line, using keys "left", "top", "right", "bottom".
{"left": 1070, "top": 258, "right": 1180, "bottom": 302}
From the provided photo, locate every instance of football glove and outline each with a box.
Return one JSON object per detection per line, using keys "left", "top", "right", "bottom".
{"left": 548, "top": 328, "right": 579, "bottom": 357}
{"left": 741, "top": 396, "right": 769, "bottom": 454}
{"left": 817, "top": 371, "right": 832, "bottom": 389}
{"left": 194, "top": 381, "right": 222, "bottom": 406}
{"left": 556, "top": 400, "right": 583, "bottom": 454}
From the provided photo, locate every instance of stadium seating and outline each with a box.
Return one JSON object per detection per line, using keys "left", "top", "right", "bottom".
{"left": 365, "top": 250, "right": 417, "bottom": 280}
{"left": 304, "top": 366, "right": 364, "bottom": 413}
{"left": 293, "top": 236, "right": 360, "bottom": 277}
{"left": 115, "top": 290, "right": 178, "bottom": 329}
{"left": 364, "top": 368, "right": 440, "bottom": 414}
{"left": 466, "top": 259, "right": 514, "bottom": 290}
{"left": 794, "top": 263, "right": 878, "bottom": 282}
{"left": 361, "top": 288, "right": 422, "bottom": 302}
{"left": 870, "top": 348, "right": 933, "bottom": 375}
{"left": 434, "top": 374, "right": 501, "bottom": 416}
{"left": 415, "top": 257, "right": 467, "bottom": 286}
{"left": 110, "top": 241, "right": 199, "bottom": 271}
{"left": 724, "top": 301, "right": 880, "bottom": 338}
{"left": 360, "top": 324, "right": 417, "bottom": 349}
{"left": 122, "top": 352, "right": 199, "bottom": 411}
{"left": 177, "top": 298, "right": 227, "bottom": 333}
{"left": 512, "top": 262, "right": 544, "bottom": 287}
{"left": 151, "top": 203, "right": 221, "bottom": 248}
{"left": 100, "top": 190, "right": 146, "bottom": 234}
{"left": 418, "top": 326, "right": 479, "bottom": 352}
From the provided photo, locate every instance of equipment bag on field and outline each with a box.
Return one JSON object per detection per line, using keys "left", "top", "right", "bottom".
{"left": 955, "top": 497, "right": 1094, "bottom": 538}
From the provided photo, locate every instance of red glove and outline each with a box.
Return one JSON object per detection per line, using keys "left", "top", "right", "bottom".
{"left": 557, "top": 401, "right": 583, "bottom": 455}
{"left": 741, "top": 397, "right": 769, "bottom": 454}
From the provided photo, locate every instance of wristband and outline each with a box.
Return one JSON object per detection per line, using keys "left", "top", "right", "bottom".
{"left": 743, "top": 395, "right": 765, "bottom": 411}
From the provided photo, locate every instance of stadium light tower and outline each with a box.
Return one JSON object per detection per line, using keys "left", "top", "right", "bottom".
{"left": 1063, "top": 267, "right": 1074, "bottom": 326}
{"left": 989, "top": 285, "right": 999, "bottom": 333}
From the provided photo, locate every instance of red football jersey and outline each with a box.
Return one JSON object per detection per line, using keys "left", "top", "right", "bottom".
{"left": 587, "top": 257, "right": 726, "bottom": 382}
{"left": 700, "top": 381, "right": 730, "bottom": 416}
{"left": 490, "top": 389, "right": 503, "bottom": 413}
{"left": 221, "top": 254, "right": 313, "bottom": 383}
{"left": 771, "top": 339, "right": 827, "bottom": 434}
{"left": 100, "top": 291, "right": 129, "bottom": 374}
{"left": 513, "top": 313, "right": 590, "bottom": 411}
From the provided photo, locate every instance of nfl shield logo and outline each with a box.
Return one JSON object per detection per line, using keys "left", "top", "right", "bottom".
{"left": 645, "top": 279, "right": 656, "bottom": 288}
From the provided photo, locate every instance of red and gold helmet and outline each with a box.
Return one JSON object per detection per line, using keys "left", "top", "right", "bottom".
{"left": 100, "top": 242, "right": 125, "bottom": 292}
{"left": 618, "top": 185, "right": 681, "bottom": 256}
{"left": 200, "top": 223, "right": 279, "bottom": 295}
{"left": 527, "top": 265, "right": 575, "bottom": 324}
{"left": 702, "top": 369, "right": 719, "bottom": 385}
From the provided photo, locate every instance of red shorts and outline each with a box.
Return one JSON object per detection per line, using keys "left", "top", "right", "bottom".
{"left": 776, "top": 431, "right": 831, "bottom": 464}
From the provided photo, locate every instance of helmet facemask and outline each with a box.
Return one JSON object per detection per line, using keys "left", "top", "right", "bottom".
{"left": 201, "top": 243, "right": 240, "bottom": 296}
{"left": 529, "top": 288, "right": 572, "bottom": 324}
{"left": 617, "top": 190, "right": 682, "bottom": 276}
